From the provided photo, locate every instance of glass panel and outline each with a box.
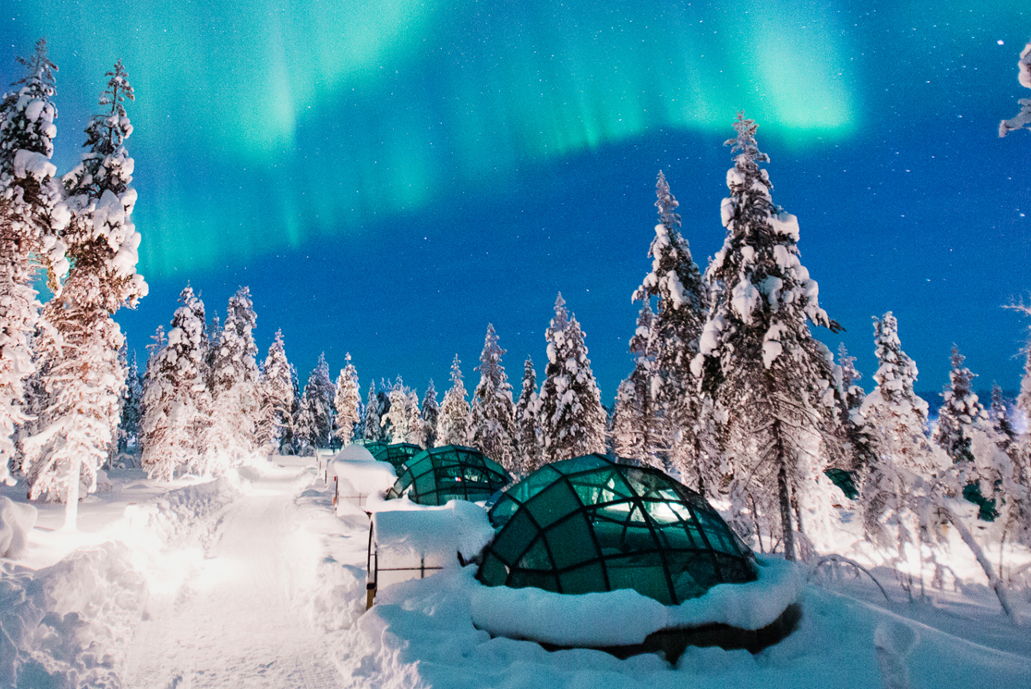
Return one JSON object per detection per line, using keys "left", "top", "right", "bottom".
{"left": 413, "top": 472, "right": 435, "bottom": 500}
{"left": 550, "top": 454, "right": 610, "bottom": 475}
{"left": 545, "top": 513, "right": 597, "bottom": 570}
{"left": 558, "top": 561, "right": 606, "bottom": 595}
{"left": 525, "top": 480, "right": 580, "bottom": 529}
{"left": 490, "top": 508, "right": 539, "bottom": 566}
{"left": 590, "top": 516, "right": 627, "bottom": 555}
{"left": 666, "top": 551, "right": 718, "bottom": 602}
{"left": 516, "top": 535, "right": 551, "bottom": 570}
{"left": 621, "top": 522, "right": 659, "bottom": 552}
{"left": 712, "top": 553, "right": 758, "bottom": 584}
{"left": 642, "top": 499, "right": 688, "bottom": 525}
{"left": 507, "top": 569, "right": 558, "bottom": 593}
{"left": 658, "top": 522, "right": 699, "bottom": 550}
{"left": 605, "top": 553, "right": 672, "bottom": 605}
{"left": 478, "top": 552, "right": 509, "bottom": 586}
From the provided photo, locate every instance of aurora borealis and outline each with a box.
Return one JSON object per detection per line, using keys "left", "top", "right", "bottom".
{"left": 2, "top": 1, "right": 1029, "bottom": 398}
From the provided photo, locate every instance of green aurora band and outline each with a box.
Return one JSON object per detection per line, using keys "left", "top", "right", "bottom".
{"left": 8, "top": 0, "right": 870, "bottom": 277}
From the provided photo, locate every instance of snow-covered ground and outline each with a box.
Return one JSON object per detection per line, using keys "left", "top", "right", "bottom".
{"left": 2, "top": 455, "right": 1030, "bottom": 688}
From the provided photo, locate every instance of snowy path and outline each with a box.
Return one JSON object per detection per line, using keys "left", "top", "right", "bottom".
{"left": 125, "top": 461, "right": 343, "bottom": 688}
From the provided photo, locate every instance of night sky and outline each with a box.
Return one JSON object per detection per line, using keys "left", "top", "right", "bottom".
{"left": 3, "top": 1, "right": 1029, "bottom": 403}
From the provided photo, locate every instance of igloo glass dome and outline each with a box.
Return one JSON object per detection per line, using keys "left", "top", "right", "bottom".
{"left": 369, "top": 442, "right": 424, "bottom": 472}
{"left": 386, "top": 445, "right": 512, "bottom": 506}
{"left": 478, "top": 454, "right": 757, "bottom": 605}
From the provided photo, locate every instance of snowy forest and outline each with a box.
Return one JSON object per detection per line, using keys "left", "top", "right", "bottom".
{"left": 1, "top": 34, "right": 1031, "bottom": 689}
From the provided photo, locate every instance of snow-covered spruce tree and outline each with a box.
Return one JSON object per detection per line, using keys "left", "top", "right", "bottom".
{"left": 513, "top": 357, "right": 541, "bottom": 475}
{"left": 200, "top": 287, "right": 259, "bottom": 474}
{"left": 471, "top": 324, "right": 517, "bottom": 470}
{"left": 14, "top": 335, "right": 49, "bottom": 475}
{"left": 692, "top": 115, "right": 844, "bottom": 561}
{"left": 986, "top": 384, "right": 1031, "bottom": 553}
{"left": 255, "top": 329, "right": 294, "bottom": 454}
{"left": 420, "top": 379, "right": 439, "bottom": 448}
{"left": 333, "top": 353, "right": 362, "bottom": 445}
{"left": 23, "top": 61, "right": 147, "bottom": 525}
{"left": 860, "top": 313, "right": 937, "bottom": 477}
{"left": 858, "top": 313, "right": 942, "bottom": 587}
{"left": 203, "top": 310, "right": 220, "bottom": 385}
{"left": 0, "top": 39, "right": 69, "bottom": 485}
{"left": 376, "top": 383, "right": 393, "bottom": 440}
{"left": 362, "top": 380, "right": 382, "bottom": 442}
{"left": 1000, "top": 39, "right": 1031, "bottom": 137}
{"left": 933, "top": 346, "right": 986, "bottom": 464}
{"left": 437, "top": 355, "right": 471, "bottom": 446}
{"left": 988, "top": 385, "right": 1019, "bottom": 465}
{"left": 295, "top": 352, "right": 335, "bottom": 454}
{"left": 538, "top": 294, "right": 608, "bottom": 463}
{"left": 118, "top": 348, "right": 143, "bottom": 457}
{"left": 405, "top": 388, "right": 424, "bottom": 447}
{"left": 139, "top": 287, "right": 207, "bottom": 481}
{"left": 632, "top": 171, "right": 709, "bottom": 485}
{"left": 834, "top": 343, "right": 879, "bottom": 482}
{"left": 613, "top": 303, "right": 662, "bottom": 468}
{"left": 380, "top": 377, "right": 411, "bottom": 444}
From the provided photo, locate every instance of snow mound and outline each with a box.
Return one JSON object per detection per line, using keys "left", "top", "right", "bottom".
{"left": 469, "top": 556, "right": 805, "bottom": 647}
{"left": 126, "top": 472, "right": 243, "bottom": 547}
{"left": 373, "top": 499, "right": 493, "bottom": 563}
{"left": 309, "top": 561, "right": 366, "bottom": 633}
{"left": 0, "top": 496, "right": 37, "bottom": 558}
{"left": 0, "top": 542, "right": 147, "bottom": 688}
{"left": 333, "top": 444, "right": 377, "bottom": 462}
{"left": 332, "top": 455, "right": 396, "bottom": 496}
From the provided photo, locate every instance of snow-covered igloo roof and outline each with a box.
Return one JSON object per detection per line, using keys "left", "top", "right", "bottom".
{"left": 386, "top": 445, "right": 512, "bottom": 506}
{"left": 369, "top": 442, "right": 424, "bottom": 472}
{"left": 478, "top": 454, "right": 757, "bottom": 605}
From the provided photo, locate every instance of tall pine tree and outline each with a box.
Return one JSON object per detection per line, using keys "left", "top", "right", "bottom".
{"left": 471, "top": 324, "right": 517, "bottom": 470}
{"left": 295, "top": 353, "right": 335, "bottom": 453}
{"left": 24, "top": 61, "right": 147, "bottom": 526}
{"left": 139, "top": 287, "right": 207, "bottom": 480}
{"left": 201, "top": 287, "right": 259, "bottom": 474}
{"left": 255, "top": 329, "right": 294, "bottom": 454}
{"left": 437, "top": 355, "right": 471, "bottom": 446}
{"left": 334, "top": 353, "right": 362, "bottom": 445}
{"left": 513, "top": 357, "right": 541, "bottom": 475}
{"left": 538, "top": 294, "right": 607, "bottom": 463}
{"left": 632, "top": 171, "right": 709, "bottom": 485}
{"left": 613, "top": 303, "right": 661, "bottom": 468}
{"left": 0, "top": 39, "right": 68, "bottom": 484}
{"left": 693, "top": 115, "right": 843, "bottom": 560}
{"left": 362, "top": 380, "right": 383, "bottom": 442}
{"left": 420, "top": 379, "right": 439, "bottom": 449}
{"left": 934, "top": 346, "right": 986, "bottom": 464}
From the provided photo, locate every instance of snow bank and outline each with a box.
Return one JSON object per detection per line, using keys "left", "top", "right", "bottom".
{"left": 0, "top": 542, "right": 147, "bottom": 688}
{"left": 469, "top": 556, "right": 805, "bottom": 647}
{"left": 332, "top": 454, "right": 396, "bottom": 495}
{"left": 333, "top": 444, "right": 377, "bottom": 462}
{"left": 373, "top": 499, "right": 493, "bottom": 563}
{"left": 126, "top": 472, "right": 244, "bottom": 547}
{"left": 0, "top": 496, "right": 37, "bottom": 558}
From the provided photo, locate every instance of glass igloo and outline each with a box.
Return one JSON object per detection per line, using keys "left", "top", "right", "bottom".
{"left": 386, "top": 445, "right": 512, "bottom": 506}
{"left": 369, "top": 442, "right": 424, "bottom": 472}
{"left": 478, "top": 454, "right": 757, "bottom": 605}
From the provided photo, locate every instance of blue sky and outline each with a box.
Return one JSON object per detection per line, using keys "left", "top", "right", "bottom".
{"left": 3, "top": 1, "right": 1029, "bottom": 400}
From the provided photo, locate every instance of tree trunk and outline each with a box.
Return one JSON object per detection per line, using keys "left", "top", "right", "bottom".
{"left": 937, "top": 502, "right": 1015, "bottom": 620}
{"left": 63, "top": 456, "right": 80, "bottom": 530}
{"left": 774, "top": 419, "right": 795, "bottom": 561}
